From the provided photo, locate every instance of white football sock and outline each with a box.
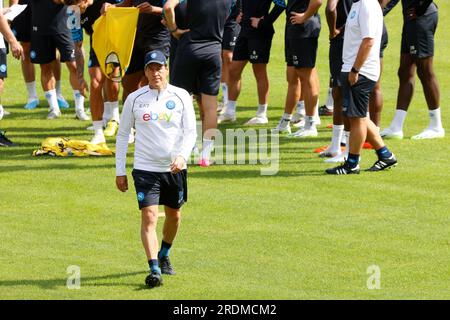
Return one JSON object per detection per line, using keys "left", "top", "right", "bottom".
{"left": 283, "top": 113, "right": 292, "bottom": 121}
{"left": 390, "top": 109, "right": 407, "bottom": 131}
{"left": 305, "top": 116, "right": 315, "bottom": 130}
{"left": 93, "top": 120, "right": 104, "bottom": 137}
{"left": 342, "top": 130, "right": 350, "bottom": 146}
{"left": 296, "top": 100, "right": 305, "bottom": 116}
{"left": 56, "top": 80, "right": 63, "bottom": 97}
{"left": 326, "top": 87, "right": 334, "bottom": 108}
{"left": 45, "top": 89, "right": 60, "bottom": 113}
{"left": 429, "top": 108, "right": 443, "bottom": 130}
{"left": 221, "top": 82, "right": 228, "bottom": 106}
{"left": 26, "top": 81, "right": 38, "bottom": 101}
{"left": 103, "top": 102, "right": 111, "bottom": 125}
{"left": 202, "top": 138, "right": 214, "bottom": 160}
{"left": 110, "top": 101, "right": 120, "bottom": 122}
{"left": 73, "top": 90, "right": 85, "bottom": 111}
{"left": 226, "top": 100, "right": 237, "bottom": 114}
{"left": 257, "top": 104, "right": 268, "bottom": 117}
{"left": 330, "top": 125, "right": 344, "bottom": 153}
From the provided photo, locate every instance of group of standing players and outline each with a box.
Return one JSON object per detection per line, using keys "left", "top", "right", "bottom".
{"left": 0, "top": 0, "right": 445, "bottom": 170}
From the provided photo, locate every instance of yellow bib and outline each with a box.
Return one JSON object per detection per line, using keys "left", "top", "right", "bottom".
{"left": 92, "top": 7, "right": 139, "bottom": 82}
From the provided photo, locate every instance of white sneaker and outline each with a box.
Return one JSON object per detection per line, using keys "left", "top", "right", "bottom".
{"left": 217, "top": 102, "right": 224, "bottom": 114}
{"left": 293, "top": 118, "right": 305, "bottom": 128}
{"left": 128, "top": 128, "right": 135, "bottom": 144}
{"left": 380, "top": 127, "right": 404, "bottom": 139}
{"left": 244, "top": 115, "right": 269, "bottom": 126}
{"left": 319, "top": 148, "right": 341, "bottom": 158}
{"left": 75, "top": 108, "right": 90, "bottom": 121}
{"left": 90, "top": 134, "right": 106, "bottom": 145}
{"left": 291, "top": 113, "right": 304, "bottom": 124}
{"left": 411, "top": 127, "right": 445, "bottom": 140}
{"left": 315, "top": 115, "right": 321, "bottom": 126}
{"left": 272, "top": 118, "right": 291, "bottom": 134}
{"left": 0, "top": 105, "right": 3, "bottom": 120}
{"left": 47, "top": 109, "right": 61, "bottom": 119}
{"left": 86, "top": 125, "right": 94, "bottom": 131}
{"left": 289, "top": 127, "right": 318, "bottom": 138}
{"left": 325, "top": 152, "right": 348, "bottom": 163}
{"left": 217, "top": 112, "right": 236, "bottom": 124}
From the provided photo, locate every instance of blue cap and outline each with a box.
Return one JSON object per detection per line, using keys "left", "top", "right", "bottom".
{"left": 144, "top": 50, "right": 167, "bottom": 68}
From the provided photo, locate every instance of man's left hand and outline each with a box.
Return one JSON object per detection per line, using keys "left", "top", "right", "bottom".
{"left": 250, "top": 17, "right": 263, "bottom": 28}
{"left": 349, "top": 71, "right": 359, "bottom": 86}
{"left": 136, "top": 2, "right": 154, "bottom": 14}
{"left": 170, "top": 156, "right": 186, "bottom": 174}
{"left": 290, "top": 12, "right": 305, "bottom": 25}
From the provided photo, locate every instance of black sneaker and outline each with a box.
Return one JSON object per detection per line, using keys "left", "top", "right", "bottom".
{"left": 367, "top": 155, "right": 397, "bottom": 172}
{"left": 319, "top": 105, "right": 333, "bottom": 116}
{"left": 145, "top": 271, "right": 163, "bottom": 288}
{"left": 326, "top": 162, "right": 360, "bottom": 175}
{"left": 0, "top": 131, "right": 15, "bottom": 147}
{"left": 159, "top": 256, "right": 176, "bottom": 275}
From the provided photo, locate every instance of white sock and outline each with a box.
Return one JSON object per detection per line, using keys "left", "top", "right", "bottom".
{"left": 56, "top": 80, "right": 62, "bottom": 97}
{"left": 342, "top": 130, "right": 350, "bottom": 146}
{"left": 226, "top": 100, "right": 237, "bottom": 115}
{"left": 305, "top": 116, "right": 315, "bottom": 130}
{"left": 326, "top": 87, "right": 334, "bottom": 108}
{"left": 296, "top": 101, "right": 305, "bottom": 116}
{"left": 45, "top": 89, "right": 60, "bottom": 113}
{"left": 330, "top": 125, "right": 344, "bottom": 153}
{"left": 257, "top": 104, "right": 268, "bottom": 117}
{"left": 221, "top": 83, "right": 228, "bottom": 105}
{"left": 103, "top": 102, "right": 111, "bottom": 125}
{"left": 429, "top": 108, "right": 443, "bottom": 130}
{"left": 202, "top": 138, "right": 214, "bottom": 160}
{"left": 0, "top": 105, "right": 4, "bottom": 120}
{"left": 390, "top": 109, "right": 407, "bottom": 131}
{"left": 93, "top": 121, "right": 104, "bottom": 137}
{"left": 283, "top": 112, "right": 292, "bottom": 121}
{"left": 110, "top": 101, "right": 120, "bottom": 122}
{"left": 26, "top": 81, "right": 38, "bottom": 101}
{"left": 74, "top": 90, "right": 85, "bottom": 111}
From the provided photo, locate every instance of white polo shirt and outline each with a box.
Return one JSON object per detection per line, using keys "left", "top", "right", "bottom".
{"left": 0, "top": 2, "right": 5, "bottom": 50}
{"left": 116, "top": 84, "right": 197, "bottom": 176}
{"left": 342, "top": 0, "right": 383, "bottom": 82}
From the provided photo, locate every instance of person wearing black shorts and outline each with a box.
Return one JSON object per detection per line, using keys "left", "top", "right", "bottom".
{"left": 381, "top": 0, "right": 444, "bottom": 140}
{"left": 102, "top": 0, "right": 170, "bottom": 102}
{"left": 219, "top": 0, "right": 241, "bottom": 112}
{"left": 0, "top": 6, "right": 24, "bottom": 147}
{"left": 164, "top": 0, "right": 233, "bottom": 167}
{"left": 286, "top": 0, "right": 322, "bottom": 139}
{"left": 115, "top": 50, "right": 197, "bottom": 288}
{"left": 218, "top": 0, "right": 286, "bottom": 126}
{"left": 29, "top": 0, "right": 89, "bottom": 120}
{"left": 326, "top": 0, "right": 397, "bottom": 175}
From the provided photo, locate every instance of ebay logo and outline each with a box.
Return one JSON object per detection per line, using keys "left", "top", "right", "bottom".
{"left": 142, "top": 111, "right": 173, "bottom": 123}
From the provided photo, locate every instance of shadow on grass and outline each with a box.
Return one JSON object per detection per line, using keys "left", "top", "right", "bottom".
{"left": 0, "top": 270, "right": 148, "bottom": 290}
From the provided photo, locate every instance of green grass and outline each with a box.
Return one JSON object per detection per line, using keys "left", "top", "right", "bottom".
{"left": 1, "top": 4, "right": 449, "bottom": 299}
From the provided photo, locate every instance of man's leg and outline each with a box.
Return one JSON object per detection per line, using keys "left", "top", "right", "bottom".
{"left": 380, "top": 54, "right": 415, "bottom": 139}
{"left": 291, "top": 67, "right": 319, "bottom": 137}
{"left": 21, "top": 42, "right": 39, "bottom": 110}
{"left": 40, "top": 62, "right": 61, "bottom": 119}
{"left": 141, "top": 205, "right": 163, "bottom": 287}
{"left": 89, "top": 67, "right": 106, "bottom": 144}
{"left": 65, "top": 60, "right": 89, "bottom": 120}
{"left": 218, "top": 60, "right": 246, "bottom": 122}
{"left": 103, "top": 79, "right": 121, "bottom": 137}
{"left": 51, "top": 58, "right": 69, "bottom": 109}
{"left": 122, "top": 71, "right": 143, "bottom": 102}
{"left": 369, "top": 59, "right": 384, "bottom": 128}
{"left": 245, "top": 63, "right": 269, "bottom": 124}
{"left": 220, "top": 50, "right": 233, "bottom": 111}
{"left": 273, "top": 66, "right": 300, "bottom": 134}
{"left": 412, "top": 56, "right": 445, "bottom": 139}
{"left": 200, "top": 93, "right": 218, "bottom": 163}
{"left": 158, "top": 206, "right": 181, "bottom": 275}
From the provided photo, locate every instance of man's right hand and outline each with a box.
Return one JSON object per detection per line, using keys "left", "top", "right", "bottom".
{"left": 10, "top": 40, "right": 24, "bottom": 61}
{"left": 101, "top": 3, "right": 114, "bottom": 15}
{"left": 329, "top": 28, "right": 341, "bottom": 40}
{"left": 116, "top": 176, "right": 128, "bottom": 192}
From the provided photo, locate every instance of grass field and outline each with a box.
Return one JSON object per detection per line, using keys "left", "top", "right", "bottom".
{"left": 0, "top": 3, "right": 449, "bottom": 300}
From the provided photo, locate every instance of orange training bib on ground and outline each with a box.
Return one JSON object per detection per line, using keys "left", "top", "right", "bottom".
{"left": 92, "top": 7, "right": 139, "bottom": 82}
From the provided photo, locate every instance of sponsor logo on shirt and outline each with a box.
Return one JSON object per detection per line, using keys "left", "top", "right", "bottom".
{"left": 350, "top": 11, "right": 356, "bottom": 19}
{"left": 166, "top": 100, "right": 176, "bottom": 110}
{"left": 142, "top": 111, "right": 173, "bottom": 123}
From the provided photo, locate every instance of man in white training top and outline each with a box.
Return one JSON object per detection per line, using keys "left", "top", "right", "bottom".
{"left": 115, "top": 50, "right": 197, "bottom": 288}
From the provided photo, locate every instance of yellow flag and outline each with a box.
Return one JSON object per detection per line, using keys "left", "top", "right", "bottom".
{"left": 92, "top": 7, "right": 139, "bottom": 82}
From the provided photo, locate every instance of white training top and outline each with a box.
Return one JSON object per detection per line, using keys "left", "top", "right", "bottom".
{"left": 342, "top": 0, "right": 383, "bottom": 82}
{"left": 115, "top": 84, "right": 197, "bottom": 176}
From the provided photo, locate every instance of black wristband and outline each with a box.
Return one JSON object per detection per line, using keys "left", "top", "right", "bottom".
{"left": 168, "top": 26, "right": 178, "bottom": 33}
{"left": 351, "top": 66, "right": 360, "bottom": 74}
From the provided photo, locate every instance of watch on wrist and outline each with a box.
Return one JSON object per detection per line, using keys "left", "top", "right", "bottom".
{"left": 351, "top": 66, "right": 360, "bottom": 74}
{"left": 168, "top": 26, "right": 178, "bottom": 33}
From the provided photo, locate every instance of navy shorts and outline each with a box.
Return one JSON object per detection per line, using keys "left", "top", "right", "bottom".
{"left": 341, "top": 72, "right": 377, "bottom": 118}
{"left": 171, "top": 40, "right": 222, "bottom": 96}
{"left": 222, "top": 24, "right": 241, "bottom": 51}
{"left": 10, "top": 5, "right": 31, "bottom": 43}
{"left": 30, "top": 32, "right": 75, "bottom": 64}
{"left": 233, "top": 35, "right": 273, "bottom": 64}
{"left": 0, "top": 49, "right": 7, "bottom": 78}
{"left": 286, "top": 37, "right": 318, "bottom": 69}
{"left": 87, "top": 37, "right": 100, "bottom": 68}
{"left": 401, "top": 12, "right": 438, "bottom": 58}
{"left": 132, "top": 169, "right": 188, "bottom": 210}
